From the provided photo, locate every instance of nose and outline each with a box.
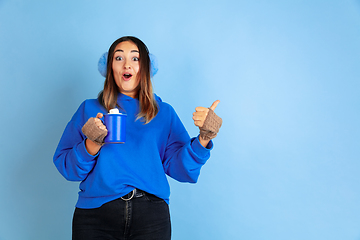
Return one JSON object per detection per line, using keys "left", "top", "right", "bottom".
{"left": 124, "top": 59, "right": 131, "bottom": 69}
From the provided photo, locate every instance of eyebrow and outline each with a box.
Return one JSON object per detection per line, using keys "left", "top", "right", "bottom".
{"left": 114, "top": 49, "right": 139, "bottom": 53}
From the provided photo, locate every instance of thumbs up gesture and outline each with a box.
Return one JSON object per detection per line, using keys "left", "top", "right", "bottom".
{"left": 193, "top": 100, "right": 222, "bottom": 143}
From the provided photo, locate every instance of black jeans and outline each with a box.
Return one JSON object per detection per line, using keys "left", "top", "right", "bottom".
{"left": 72, "top": 192, "right": 171, "bottom": 240}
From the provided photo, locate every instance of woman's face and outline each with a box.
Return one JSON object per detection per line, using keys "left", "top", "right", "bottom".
{"left": 112, "top": 41, "right": 140, "bottom": 98}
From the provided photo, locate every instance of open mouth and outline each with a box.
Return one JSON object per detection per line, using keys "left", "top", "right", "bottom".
{"left": 123, "top": 73, "right": 132, "bottom": 80}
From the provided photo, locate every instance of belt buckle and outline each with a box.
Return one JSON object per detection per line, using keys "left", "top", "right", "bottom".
{"left": 121, "top": 189, "right": 135, "bottom": 201}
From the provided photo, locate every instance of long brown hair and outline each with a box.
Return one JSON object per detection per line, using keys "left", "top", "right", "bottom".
{"left": 98, "top": 36, "right": 158, "bottom": 124}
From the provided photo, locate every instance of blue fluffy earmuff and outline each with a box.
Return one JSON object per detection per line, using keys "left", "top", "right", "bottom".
{"left": 98, "top": 52, "right": 159, "bottom": 78}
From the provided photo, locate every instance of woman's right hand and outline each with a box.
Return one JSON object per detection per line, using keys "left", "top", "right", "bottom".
{"left": 94, "top": 113, "right": 107, "bottom": 130}
{"left": 83, "top": 113, "right": 108, "bottom": 155}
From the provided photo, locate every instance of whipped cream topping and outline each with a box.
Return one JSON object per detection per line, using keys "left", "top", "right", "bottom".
{"left": 109, "top": 108, "right": 120, "bottom": 114}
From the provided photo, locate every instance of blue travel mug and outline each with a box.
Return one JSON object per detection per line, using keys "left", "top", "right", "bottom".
{"left": 103, "top": 109, "right": 127, "bottom": 144}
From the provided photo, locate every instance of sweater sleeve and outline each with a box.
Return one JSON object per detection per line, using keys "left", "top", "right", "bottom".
{"left": 161, "top": 108, "right": 213, "bottom": 183}
{"left": 53, "top": 102, "right": 98, "bottom": 181}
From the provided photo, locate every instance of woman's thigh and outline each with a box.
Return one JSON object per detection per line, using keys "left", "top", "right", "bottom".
{"left": 72, "top": 199, "right": 126, "bottom": 240}
{"left": 130, "top": 193, "right": 171, "bottom": 240}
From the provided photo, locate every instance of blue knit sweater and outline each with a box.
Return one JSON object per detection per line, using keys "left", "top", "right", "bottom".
{"left": 53, "top": 93, "right": 213, "bottom": 209}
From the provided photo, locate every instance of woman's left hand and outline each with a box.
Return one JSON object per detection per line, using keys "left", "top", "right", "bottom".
{"left": 192, "top": 100, "right": 221, "bottom": 147}
{"left": 193, "top": 100, "right": 220, "bottom": 127}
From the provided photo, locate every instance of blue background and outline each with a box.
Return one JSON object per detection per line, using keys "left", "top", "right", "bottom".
{"left": 1, "top": 0, "right": 360, "bottom": 239}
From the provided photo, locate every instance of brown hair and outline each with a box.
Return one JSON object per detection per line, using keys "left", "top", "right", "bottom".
{"left": 98, "top": 36, "right": 158, "bottom": 124}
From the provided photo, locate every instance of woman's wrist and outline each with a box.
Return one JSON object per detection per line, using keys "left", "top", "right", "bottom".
{"left": 198, "top": 135, "right": 211, "bottom": 148}
{"left": 85, "top": 139, "right": 101, "bottom": 156}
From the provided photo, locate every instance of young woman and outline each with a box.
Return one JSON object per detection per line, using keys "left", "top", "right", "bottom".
{"left": 53, "top": 36, "right": 222, "bottom": 240}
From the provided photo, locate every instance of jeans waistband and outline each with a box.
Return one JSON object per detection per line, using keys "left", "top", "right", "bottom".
{"left": 121, "top": 189, "right": 145, "bottom": 201}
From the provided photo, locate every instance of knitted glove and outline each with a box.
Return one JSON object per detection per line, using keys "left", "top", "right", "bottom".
{"left": 82, "top": 117, "right": 108, "bottom": 146}
{"left": 199, "top": 109, "right": 222, "bottom": 140}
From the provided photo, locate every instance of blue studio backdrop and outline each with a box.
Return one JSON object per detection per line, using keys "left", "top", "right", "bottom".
{"left": 1, "top": 0, "right": 360, "bottom": 239}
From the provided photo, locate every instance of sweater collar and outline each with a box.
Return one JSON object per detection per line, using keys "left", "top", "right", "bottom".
{"left": 117, "top": 93, "right": 138, "bottom": 102}
{"left": 117, "top": 93, "right": 162, "bottom": 103}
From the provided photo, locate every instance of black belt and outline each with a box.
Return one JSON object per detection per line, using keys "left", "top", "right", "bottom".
{"left": 120, "top": 189, "right": 145, "bottom": 201}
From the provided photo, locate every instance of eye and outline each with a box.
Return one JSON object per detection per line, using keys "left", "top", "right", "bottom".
{"left": 115, "top": 56, "right": 123, "bottom": 61}
{"left": 132, "top": 57, "right": 139, "bottom": 61}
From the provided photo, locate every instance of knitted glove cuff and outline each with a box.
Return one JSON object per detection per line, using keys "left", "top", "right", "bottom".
{"left": 82, "top": 117, "right": 108, "bottom": 146}
{"left": 199, "top": 108, "right": 222, "bottom": 140}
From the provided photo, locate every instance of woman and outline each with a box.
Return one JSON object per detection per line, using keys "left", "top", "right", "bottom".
{"left": 53, "top": 36, "right": 222, "bottom": 240}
